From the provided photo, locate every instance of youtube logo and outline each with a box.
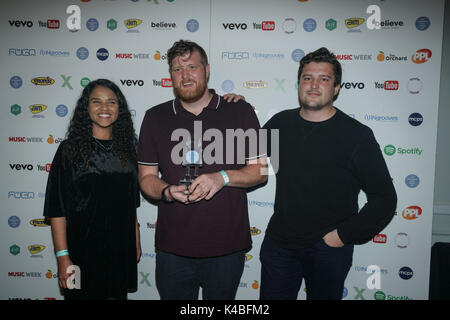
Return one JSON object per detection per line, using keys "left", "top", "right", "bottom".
{"left": 373, "top": 234, "right": 387, "bottom": 243}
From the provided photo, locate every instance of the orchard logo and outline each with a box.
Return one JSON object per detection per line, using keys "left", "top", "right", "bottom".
{"left": 153, "top": 50, "right": 167, "bottom": 61}
{"left": 402, "top": 205, "right": 422, "bottom": 220}
{"left": 412, "top": 49, "right": 432, "bottom": 64}
{"left": 47, "top": 135, "right": 62, "bottom": 144}
{"left": 377, "top": 51, "right": 407, "bottom": 62}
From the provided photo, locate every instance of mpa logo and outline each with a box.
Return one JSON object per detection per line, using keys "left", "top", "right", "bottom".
{"left": 402, "top": 205, "right": 422, "bottom": 220}
{"left": 412, "top": 49, "right": 432, "bottom": 64}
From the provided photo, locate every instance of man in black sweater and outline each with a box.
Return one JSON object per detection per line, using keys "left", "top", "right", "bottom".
{"left": 260, "top": 47, "right": 397, "bottom": 300}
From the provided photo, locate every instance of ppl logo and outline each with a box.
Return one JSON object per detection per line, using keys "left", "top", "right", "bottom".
{"left": 408, "top": 113, "right": 423, "bottom": 126}
{"left": 399, "top": 266, "right": 413, "bottom": 280}
{"left": 402, "top": 205, "right": 422, "bottom": 220}
{"left": 372, "top": 234, "right": 387, "bottom": 244}
{"left": 96, "top": 48, "right": 109, "bottom": 61}
{"left": 412, "top": 49, "right": 432, "bottom": 64}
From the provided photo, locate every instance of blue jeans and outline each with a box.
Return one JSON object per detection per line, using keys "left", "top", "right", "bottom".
{"left": 259, "top": 235, "right": 353, "bottom": 300}
{"left": 155, "top": 250, "right": 245, "bottom": 300}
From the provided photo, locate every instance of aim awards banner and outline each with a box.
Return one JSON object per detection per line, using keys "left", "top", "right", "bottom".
{"left": 0, "top": 0, "right": 444, "bottom": 300}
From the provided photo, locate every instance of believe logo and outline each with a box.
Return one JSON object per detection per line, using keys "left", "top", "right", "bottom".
{"left": 402, "top": 205, "right": 422, "bottom": 220}
{"left": 412, "top": 49, "right": 432, "bottom": 64}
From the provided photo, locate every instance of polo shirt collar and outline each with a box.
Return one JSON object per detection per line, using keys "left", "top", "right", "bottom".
{"left": 172, "top": 89, "right": 221, "bottom": 116}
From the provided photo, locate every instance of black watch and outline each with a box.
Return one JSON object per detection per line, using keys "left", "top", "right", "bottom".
{"left": 161, "top": 185, "right": 173, "bottom": 203}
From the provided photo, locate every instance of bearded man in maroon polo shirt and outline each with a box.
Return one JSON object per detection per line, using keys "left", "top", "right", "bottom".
{"left": 137, "top": 40, "right": 267, "bottom": 300}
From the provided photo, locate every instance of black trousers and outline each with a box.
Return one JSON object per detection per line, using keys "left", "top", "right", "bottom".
{"left": 259, "top": 235, "right": 353, "bottom": 300}
{"left": 155, "top": 250, "right": 245, "bottom": 300}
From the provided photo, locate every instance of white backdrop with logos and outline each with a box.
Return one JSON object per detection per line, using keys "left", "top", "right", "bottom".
{"left": 0, "top": 0, "right": 444, "bottom": 300}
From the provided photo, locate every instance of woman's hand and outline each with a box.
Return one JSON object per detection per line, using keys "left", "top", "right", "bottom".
{"left": 57, "top": 255, "right": 74, "bottom": 289}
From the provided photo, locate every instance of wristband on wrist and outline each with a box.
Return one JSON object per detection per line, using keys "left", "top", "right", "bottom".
{"left": 219, "top": 170, "right": 229, "bottom": 186}
{"left": 161, "top": 185, "right": 173, "bottom": 203}
{"left": 55, "top": 249, "right": 69, "bottom": 258}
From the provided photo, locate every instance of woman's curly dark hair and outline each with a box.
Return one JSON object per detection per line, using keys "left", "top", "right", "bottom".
{"left": 63, "top": 78, "right": 137, "bottom": 168}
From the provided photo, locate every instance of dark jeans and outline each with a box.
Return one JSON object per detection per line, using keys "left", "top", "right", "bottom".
{"left": 155, "top": 250, "right": 245, "bottom": 300}
{"left": 259, "top": 235, "right": 353, "bottom": 300}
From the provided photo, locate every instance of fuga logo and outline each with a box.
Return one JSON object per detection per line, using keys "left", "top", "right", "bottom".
{"left": 384, "top": 145, "right": 423, "bottom": 156}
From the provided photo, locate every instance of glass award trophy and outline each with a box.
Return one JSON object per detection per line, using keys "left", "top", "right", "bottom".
{"left": 179, "top": 139, "right": 202, "bottom": 193}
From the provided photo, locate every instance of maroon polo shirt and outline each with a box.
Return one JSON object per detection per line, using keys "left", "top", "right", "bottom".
{"left": 138, "top": 89, "right": 263, "bottom": 257}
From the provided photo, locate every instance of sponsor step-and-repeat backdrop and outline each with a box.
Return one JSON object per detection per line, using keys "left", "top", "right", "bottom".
{"left": 0, "top": 0, "right": 444, "bottom": 300}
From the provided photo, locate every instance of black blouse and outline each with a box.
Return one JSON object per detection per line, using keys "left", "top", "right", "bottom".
{"left": 43, "top": 139, "right": 140, "bottom": 299}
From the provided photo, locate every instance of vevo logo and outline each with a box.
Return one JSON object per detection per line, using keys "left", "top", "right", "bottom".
{"left": 223, "top": 23, "right": 248, "bottom": 30}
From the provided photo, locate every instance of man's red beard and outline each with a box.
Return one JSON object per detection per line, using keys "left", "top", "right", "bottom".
{"left": 173, "top": 79, "right": 207, "bottom": 103}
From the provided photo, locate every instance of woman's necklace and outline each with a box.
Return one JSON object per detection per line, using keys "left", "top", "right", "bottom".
{"left": 93, "top": 138, "right": 113, "bottom": 151}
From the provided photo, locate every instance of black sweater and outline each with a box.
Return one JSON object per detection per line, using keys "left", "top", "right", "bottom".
{"left": 263, "top": 107, "right": 397, "bottom": 249}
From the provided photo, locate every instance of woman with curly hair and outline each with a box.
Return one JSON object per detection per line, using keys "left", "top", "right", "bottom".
{"left": 43, "top": 79, "right": 141, "bottom": 300}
